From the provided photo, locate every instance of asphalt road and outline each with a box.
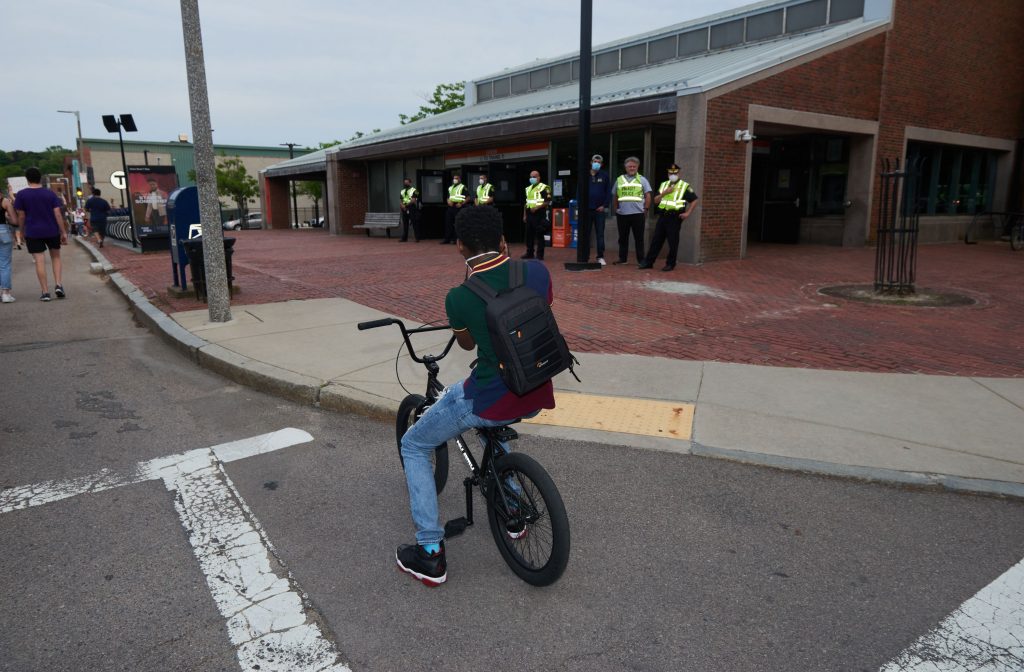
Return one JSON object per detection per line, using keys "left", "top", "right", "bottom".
{"left": 2, "top": 244, "right": 1023, "bottom": 672}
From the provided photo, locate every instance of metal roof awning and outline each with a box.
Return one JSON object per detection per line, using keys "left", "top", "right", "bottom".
{"left": 261, "top": 147, "right": 329, "bottom": 179}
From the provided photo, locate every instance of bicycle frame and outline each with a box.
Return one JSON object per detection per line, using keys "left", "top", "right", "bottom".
{"left": 357, "top": 317, "right": 519, "bottom": 534}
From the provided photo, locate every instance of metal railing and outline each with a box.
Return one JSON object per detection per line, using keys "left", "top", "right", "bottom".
{"left": 875, "top": 157, "right": 925, "bottom": 294}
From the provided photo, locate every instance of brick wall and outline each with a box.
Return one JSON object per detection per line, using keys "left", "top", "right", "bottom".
{"left": 337, "top": 160, "right": 367, "bottom": 234}
{"left": 702, "top": 0, "right": 1024, "bottom": 260}
{"left": 874, "top": 0, "right": 1024, "bottom": 221}
{"left": 703, "top": 34, "right": 887, "bottom": 260}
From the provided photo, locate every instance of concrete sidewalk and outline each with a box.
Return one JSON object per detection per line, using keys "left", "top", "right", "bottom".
{"left": 73, "top": 239, "right": 1024, "bottom": 499}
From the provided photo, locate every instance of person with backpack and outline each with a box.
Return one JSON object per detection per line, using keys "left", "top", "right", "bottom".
{"left": 396, "top": 205, "right": 564, "bottom": 586}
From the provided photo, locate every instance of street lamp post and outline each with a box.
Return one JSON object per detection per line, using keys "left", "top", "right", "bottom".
{"left": 280, "top": 143, "right": 298, "bottom": 228}
{"left": 102, "top": 113, "right": 139, "bottom": 248}
{"left": 58, "top": 110, "right": 86, "bottom": 206}
{"left": 566, "top": 0, "right": 601, "bottom": 271}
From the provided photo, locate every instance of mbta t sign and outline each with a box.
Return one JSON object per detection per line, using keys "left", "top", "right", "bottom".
{"left": 110, "top": 170, "right": 126, "bottom": 190}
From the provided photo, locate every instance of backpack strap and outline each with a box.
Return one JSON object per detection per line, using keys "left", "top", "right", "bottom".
{"left": 508, "top": 259, "right": 525, "bottom": 289}
{"left": 463, "top": 259, "right": 525, "bottom": 300}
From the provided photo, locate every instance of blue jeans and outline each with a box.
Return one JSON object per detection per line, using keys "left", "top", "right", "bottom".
{"left": 0, "top": 224, "right": 13, "bottom": 290}
{"left": 400, "top": 382, "right": 516, "bottom": 546}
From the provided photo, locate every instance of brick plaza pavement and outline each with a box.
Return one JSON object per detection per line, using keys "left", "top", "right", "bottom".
{"left": 97, "top": 230, "right": 1024, "bottom": 377}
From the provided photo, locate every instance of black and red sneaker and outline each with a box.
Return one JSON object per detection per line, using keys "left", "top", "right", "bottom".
{"left": 396, "top": 542, "right": 447, "bottom": 587}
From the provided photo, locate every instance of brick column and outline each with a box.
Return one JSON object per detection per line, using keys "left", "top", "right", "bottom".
{"left": 262, "top": 175, "right": 291, "bottom": 230}
{"left": 336, "top": 160, "right": 367, "bottom": 235}
{"left": 675, "top": 92, "right": 708, "bottom": 265}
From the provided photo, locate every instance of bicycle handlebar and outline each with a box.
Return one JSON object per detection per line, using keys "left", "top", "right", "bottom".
{"left": 356, "top": 317, "right": 456, "bottom": 364}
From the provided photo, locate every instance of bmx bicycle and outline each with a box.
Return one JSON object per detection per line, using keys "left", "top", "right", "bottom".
{"left": 357, "top": 317, "right": 570, "bottom": 586}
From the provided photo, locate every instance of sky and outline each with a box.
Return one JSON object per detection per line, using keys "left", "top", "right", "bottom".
{"left": 3, "top": 0, "right": 753, "bottom": 153}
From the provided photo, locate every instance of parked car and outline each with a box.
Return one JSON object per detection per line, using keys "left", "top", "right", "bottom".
{"left": 223, "top": 212, "right": 263, "bottom": 231}
{"left": 306, "top": 216, "right": 325, "bottom": 228}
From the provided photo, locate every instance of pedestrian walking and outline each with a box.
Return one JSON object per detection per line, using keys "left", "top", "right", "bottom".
{"left": 72, "top": 207, "right": 85, "bottom": 236}
{"left": 521, "top": 170, "right": 551, "bottom": 261}
{"left": 639, "top": 163, "right": 699, "bottom": 272}
{"left": 398, "top": 177, "right": 421, "bottom": 242}
{"left": 13, "top": 167, "right": 68, "bottom": 301}
{"left": 442, "top": 174, "right": 468, "bottom": 244}
{"left": 610, "top": 156, "right": 652, "bottom": 265}
{"left": 0, "top": 190, "right": 20, "bottom": 303}
{"left": 84, "top": 188, "right": 111, "bottom": 248}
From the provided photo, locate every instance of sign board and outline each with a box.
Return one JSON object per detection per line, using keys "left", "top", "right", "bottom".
{"left": 110, "top": 171, "right": 126, "bottom": 190}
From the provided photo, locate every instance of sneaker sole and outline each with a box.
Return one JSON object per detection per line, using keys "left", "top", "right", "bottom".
{"left": 395, "top": 555, "right": 447, "bottom": 587}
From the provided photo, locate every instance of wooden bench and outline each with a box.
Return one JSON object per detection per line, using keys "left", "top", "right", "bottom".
{"left": 353, "top": 212, "right": 401, "bottom": 238}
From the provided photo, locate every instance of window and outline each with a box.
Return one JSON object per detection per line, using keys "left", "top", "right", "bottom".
{"left": 786, "top": 0, "right": 828, "bottom": 33}
{"left": 529, "top": 68, "right": 549, "bottom": 90}
{"left": 710, "top": 19, "right": 744, "bottom": 49}
{"left": 906, "top": 141, "right": 997, "bottom": 216}
{"left": 621, "top": 44, "right": 646, "bottom": 70}
{"left": 511, "top": 73, "right": 530, "bottom": 95}
{"left": 595, "top": 51, "right": 619, "bottom": 75}
{"left": 648, "top": 35, "right": 677, "bottom": 63}
{"left": 830, "top": 0, "right": 865, "bottom": 22}
{"left": 679, "top": 28, "right": 709, "bottom": 56}
{"left": 550, "top": 62, "right": 571, "bottom": 85}
{"left": 476, "top": 82, "right": 492, "bottom": 102}
{"left": 747, "top": 10, "right": 784, "bottom": 40}
{"left": 368, "top": 160, "right": 387, "bottom": 212}
{"left": 571, "top": 59, "right": 579, "bottom": 81}
{"left": 493, "top": 77, "right": 510, "bottom": 98}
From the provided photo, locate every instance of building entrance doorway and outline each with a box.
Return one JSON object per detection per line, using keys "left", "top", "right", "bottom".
{"left": 747, "top": 133, "right": 851, "bottom": 245}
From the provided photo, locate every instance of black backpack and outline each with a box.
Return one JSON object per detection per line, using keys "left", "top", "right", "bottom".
{"left": 463, "top": 261, "right": 579, "bottom": 396}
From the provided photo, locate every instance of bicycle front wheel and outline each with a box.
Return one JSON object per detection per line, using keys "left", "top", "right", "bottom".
{"left": 1010, "top": 223, "right": 1024, "bottom": 251}
{"left": 487, "top": 452, "right": 570, "bottom": 586}
{"left": 396, "top": 394, "right": 449, "bottom": 494}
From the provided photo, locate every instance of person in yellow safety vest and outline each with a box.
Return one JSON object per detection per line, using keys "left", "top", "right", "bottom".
{"left": 475, "top": 173, "right": 495, "bottom": 207}
{"left": 399, "top": 177, "right": 421, "bottom": 242}
{"left": 639, "top": 163, "right": 699, "bottom": 272}
{"left": 610, "top": 156, "right": 652, "bottom": 265}
{"left": 442, "top": 174, "right": 468, "bottom": 244}
{"left": 521, "top": 169, "right": 551, "bottom": 260}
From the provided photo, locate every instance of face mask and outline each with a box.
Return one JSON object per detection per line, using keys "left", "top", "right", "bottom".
{"left": 591, "top": 162, "right": 601, "bottom": 171}
{"left": 668, "top": 174, "right": 680, "bottom": 183}
{"left": 453, "top": 179, "right": 460, "bottom": 184}
{"left": 529, "top": 177, "right": 538, "bottom": 185}
{"left": 479, "top": 178, "right": 486, "bottom": 185}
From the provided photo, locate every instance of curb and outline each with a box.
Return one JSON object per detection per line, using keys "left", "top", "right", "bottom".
{"left": 74, "top": 238, "right": 1024, "bottom": 501}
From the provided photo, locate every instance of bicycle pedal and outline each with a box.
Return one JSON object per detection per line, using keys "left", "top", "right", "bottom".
{"left": 444, "top": 517, "right": 472, "bottom": 538}
{"left": 492, "top": 426, "right": 519, "bottom": 442}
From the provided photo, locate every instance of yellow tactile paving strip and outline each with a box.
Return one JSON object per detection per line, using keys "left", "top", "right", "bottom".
{"left": 525, "top": 392, "right": 694, "bottom": 441}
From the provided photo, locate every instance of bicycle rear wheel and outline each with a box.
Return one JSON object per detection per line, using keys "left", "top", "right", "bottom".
{"left": 396, "top": 394, "right": 449, "bottom": 494}
{"left": 486, "top": 452, "right": 570, "bottom": 586}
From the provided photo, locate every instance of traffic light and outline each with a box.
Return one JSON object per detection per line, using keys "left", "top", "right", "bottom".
{"left": 76, "top": 188, "right": 83, "bottom": 198}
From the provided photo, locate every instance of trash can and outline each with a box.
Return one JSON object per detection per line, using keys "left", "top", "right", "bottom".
{"left": 183, "top": 237, "right": 236, "bottom": 302}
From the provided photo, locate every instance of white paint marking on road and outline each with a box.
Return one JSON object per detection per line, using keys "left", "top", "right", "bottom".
{"left": 0, "top": 428, "right": 352, "bottom": 672}
{"left": 879, "top": 557, "right": 1024, "bottom": 671}
{"left": 0, "top": 428, "right": 312, "bottom": 514}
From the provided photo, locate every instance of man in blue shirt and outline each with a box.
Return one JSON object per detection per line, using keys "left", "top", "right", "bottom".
{"left": 582, "top": 154, "right": 612, "bottom": 265}
{"left": 84, "top": 188, "right": 111, "bottom": 248}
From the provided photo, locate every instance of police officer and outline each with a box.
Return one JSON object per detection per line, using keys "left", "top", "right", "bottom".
{"left": 639, "top": 163, "right": 698, "bottom": 272}
{"left": 442, "top": 173, "right": 467, "bottom": 244}
{"left": 398, "top": 176, "right": 420, "bottom": 242}
{"left": 521, "top": 169, "right": 551, "bottom": 260}
{"left": 611, "top": 156, "right": 652, "bottom": 265}
{"left": 475, "top": 173, "right": 495, "bottom": 207}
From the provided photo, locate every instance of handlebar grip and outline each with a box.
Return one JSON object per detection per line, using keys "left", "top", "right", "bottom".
{"left": 357, "top": 318, "right": 396, "bottom": 331}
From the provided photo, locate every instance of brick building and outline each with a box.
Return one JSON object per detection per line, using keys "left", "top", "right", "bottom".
{"left": 261, "top": 0, "right": 1023, "bottom": 263}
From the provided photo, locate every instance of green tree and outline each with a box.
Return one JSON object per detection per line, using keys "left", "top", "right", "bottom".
{"left": 0, "top": 145, "right": 73, "bottom": 182}
{"left": 297, "top": 180, "right": 322, "bottom": 209}
{"left": 399, "top": 82, "right": 465, "bottom": 125}
{"left": 189, "top": 156, "right": 258, "bottom": 217}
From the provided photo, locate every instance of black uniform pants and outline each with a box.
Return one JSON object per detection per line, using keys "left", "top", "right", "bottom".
{"left": 524, "top": 211, "right": 547, "bottom": 259}
{"left": 400, "top": 208, "right": 420, "bottom": 241}
{"left": 616, "top": 212, "right": 646, "bottom": 263}
{"left": 645, "top": 210, "right": 683, "bottom": 267}
{"left": 443, "top": 205, "right": 462, "bottom": 243}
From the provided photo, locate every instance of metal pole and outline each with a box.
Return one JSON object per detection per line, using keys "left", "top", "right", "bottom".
{"left": 180, "top": 0, "right": 232, "bottom": 322}
{"left": 576, "top": 0, "right": 593, "bottom": 263}
{"left": 117, "top": 123, "right": 139, "bottom": 248}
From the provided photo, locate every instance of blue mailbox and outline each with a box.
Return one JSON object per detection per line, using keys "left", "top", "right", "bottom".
{"left": 166, "top": 186, "right": 200, "bottom": 289}
{"left": 569, "top": 198, "right": 579, "bottom": 249}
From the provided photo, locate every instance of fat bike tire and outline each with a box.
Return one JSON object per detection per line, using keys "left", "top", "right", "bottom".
{"left": 396, "top": 394, "right": 449, "bottom": 495}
